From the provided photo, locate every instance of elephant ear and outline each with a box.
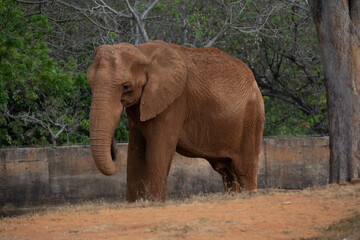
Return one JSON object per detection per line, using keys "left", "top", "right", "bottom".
{"left": 137, "top": 41, "right": 187, "bottom": 122}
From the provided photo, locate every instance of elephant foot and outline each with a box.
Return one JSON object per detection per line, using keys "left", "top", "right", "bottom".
{"left": 216, "top": 167, "right": 241, "bottom": 193}
{"left": 238, "top": 174, "right": 258, "bottom": 192}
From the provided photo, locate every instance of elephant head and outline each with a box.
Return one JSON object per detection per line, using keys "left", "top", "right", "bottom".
{"left": 87, "top": 41, "right": 187, "bottom": 175}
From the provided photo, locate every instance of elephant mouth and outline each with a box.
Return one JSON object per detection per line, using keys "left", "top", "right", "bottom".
{"left": 110, "top": 136, "right": 118, "bottom": 162}
{"left": 120, "top": 98, "right": 138, "bottom": 108}
{"left": 120, "top": 99, "right": 130, "bottom": 107}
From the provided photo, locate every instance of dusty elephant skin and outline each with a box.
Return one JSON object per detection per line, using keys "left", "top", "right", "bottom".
{"left": 87, "top": 40, "right": 265, "bottom": 202}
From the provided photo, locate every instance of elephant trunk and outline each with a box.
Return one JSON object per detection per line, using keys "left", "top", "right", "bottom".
{"left": 89, "top": 99, "right": 122, "bottom": 176}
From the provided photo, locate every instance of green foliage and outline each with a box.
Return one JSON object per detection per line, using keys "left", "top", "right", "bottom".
{"left": 0, "top": 1, "right": 90, "bottom": 146}
{"left": 263, "top": 98, "right": 326, "bottom": 136}
{"left": 164, "top": 0, "right": 222, "bottom": 42}
{"left": 0, "top": 0, "right": 129, "bottom": 147}
{"left": 115, "top": 116, "right": 129, "bottom": 143}
{"left": 108, "top": 31, "right": 118, "bottom": 38}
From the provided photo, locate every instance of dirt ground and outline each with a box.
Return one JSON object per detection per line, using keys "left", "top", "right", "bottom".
{"left": 1, "top": 183, "right": 360, "bottom": 240}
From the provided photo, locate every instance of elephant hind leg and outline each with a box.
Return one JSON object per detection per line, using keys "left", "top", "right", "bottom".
{"left": 208, "top": 158, "right": 240, "bottom": 193}
{"left": 231, "top": 154, "right": 259, "bottom": 192}
{"left": 235, "top": 168, "right": 258, "bottom": 192}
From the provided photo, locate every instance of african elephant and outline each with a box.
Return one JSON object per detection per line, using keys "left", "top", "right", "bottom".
{"left": 87, "top": 40, "right": 265, "bottom": 202}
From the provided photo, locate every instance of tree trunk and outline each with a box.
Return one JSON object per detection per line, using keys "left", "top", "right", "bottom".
{"left": 52, "top": 137, "right": 57, "bottom": 147}
{"left": 309, "top": 1, "right": 360, "bottom": 183}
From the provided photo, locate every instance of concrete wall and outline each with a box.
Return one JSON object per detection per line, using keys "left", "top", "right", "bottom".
{"left": 0, "top": 136, "right": 329, "bottom": 214}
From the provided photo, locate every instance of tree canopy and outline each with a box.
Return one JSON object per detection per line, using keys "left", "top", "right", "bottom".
{"left": 0, "top": 0, "right": 326, "bottom": 147}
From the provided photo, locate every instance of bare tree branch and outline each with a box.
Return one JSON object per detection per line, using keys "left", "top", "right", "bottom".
{"left": 15, "top": 0, "right": 49, "bottom": 4}
{"left": 142, "top": 0, "right": 159, "bottom": 19}
{"left": 205, "top": 1, "right": 247, "bottom": 47}
{"left": 97, "top": 0, "right": 132, "bottom": 18}
{"left": 125, "top": 0, "right": 149, "bottom": 42}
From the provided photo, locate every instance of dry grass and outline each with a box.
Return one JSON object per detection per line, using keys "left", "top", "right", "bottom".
{"left": 4, "top": 183, "right": 358, "bottom": 218}
{"left": 1, "top": 183, "right": 359, "bottom": 240}
{"left": 302, "top": 212, "right": 360, "bottom": 240}
{"left": 6, "top": 189, "right": 274, "bottom": 218}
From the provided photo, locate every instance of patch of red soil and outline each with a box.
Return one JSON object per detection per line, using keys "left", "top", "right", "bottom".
{"left": 1, "top": 184, "right": 360, "bottom": 240}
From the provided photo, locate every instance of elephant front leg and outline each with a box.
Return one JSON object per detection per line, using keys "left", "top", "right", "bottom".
{"left": 145, "top": 138, "right": 177, "bottom": 202}
{"left": 126, "top": 126, "right": 147, "bottom": 202}
{"left": 142, "top": 95, "right": 186, "bottom": 201}
{"left": 144, "top": 115, "right": 185, "bottom": 201}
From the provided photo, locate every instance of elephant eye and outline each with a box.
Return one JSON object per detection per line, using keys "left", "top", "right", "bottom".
{"left": 122, "top": 83, "right": 132, "bottom": 93}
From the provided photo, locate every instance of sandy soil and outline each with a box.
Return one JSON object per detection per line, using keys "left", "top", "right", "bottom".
{"left": 1, "top": 183, "right": 360, "bottom": 240}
